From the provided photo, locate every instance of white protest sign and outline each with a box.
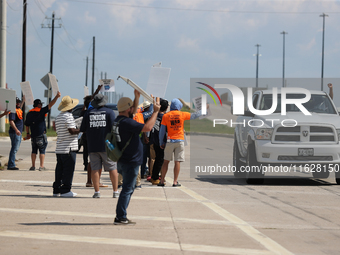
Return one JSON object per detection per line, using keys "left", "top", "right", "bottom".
{"left": 99, "top": 79, "right": 115, "bottom": 92}
{"left": 20, "top": 81, "right": 34, "bottom": 105}
{"left": 192, "top": 94, "right": 210, "bottom": 119}
{"left": 48, "top": 73, "right": 59, "bottom": 97}
{"left": 84, "top": 86, "right": 89, "bottom": 97}
{"left": 0, "top": 88, "right": 16, "bottom": 112}
{"left": 146, "top": 66, "right": 171, "bottom": 98}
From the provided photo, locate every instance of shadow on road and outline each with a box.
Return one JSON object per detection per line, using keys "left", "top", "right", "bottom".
{"left": 196, "top": 176, "right": 337, "bottom": 186}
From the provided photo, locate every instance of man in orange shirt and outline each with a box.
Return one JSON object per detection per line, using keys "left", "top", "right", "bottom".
{"left": 158, "top": 98, "right": 202, "bottom": 187}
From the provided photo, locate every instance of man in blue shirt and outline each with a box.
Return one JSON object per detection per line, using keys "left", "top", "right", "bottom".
{"left": 25, "top": 92, "right": 61, "bottom": 171}
{"left": 7, "top": 96, "right": 25, "bottom": 170}
{"left": 80, "top": 94, "right": 119, "bottom": 198}
{"left": 114, "top": 90, "right": 160, "bottom": 225}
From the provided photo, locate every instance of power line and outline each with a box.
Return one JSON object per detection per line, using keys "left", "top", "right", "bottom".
{"left": 64, "top": 0, "right": 340, "bottom": 14}
{"left": 34, "top": 0, "right": 47, "bottom": 15}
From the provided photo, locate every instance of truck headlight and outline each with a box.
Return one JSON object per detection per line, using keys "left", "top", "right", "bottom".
{"left": 256, "top": 128, "right": 273, "bottom": 140}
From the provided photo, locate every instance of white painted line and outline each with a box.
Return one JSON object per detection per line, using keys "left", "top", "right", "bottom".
{"left": 0, "top": 189, "right": 194, "bottom": 202}
{"left": 0, "top": 207, "right": 241, "bottom": 226}
{"left": 166, "top": 178, "right": 294, "bottom": 255}
{"left": 0, "top": 231, "right": 274, "bottom": 255}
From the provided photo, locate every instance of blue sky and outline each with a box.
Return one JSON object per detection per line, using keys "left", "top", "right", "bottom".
{"left": 5, "top": 0, "right": 340, "bottom": 116}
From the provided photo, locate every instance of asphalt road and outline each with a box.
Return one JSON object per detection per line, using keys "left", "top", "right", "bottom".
{"left": 1, "top": 135, "right": 340, "bottom": 255}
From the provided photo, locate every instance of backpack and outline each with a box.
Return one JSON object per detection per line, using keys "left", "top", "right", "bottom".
{"left": 105, "top": 117, "right": 133, "bottom": 162}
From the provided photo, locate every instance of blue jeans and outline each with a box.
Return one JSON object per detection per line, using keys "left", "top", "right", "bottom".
{"left": 8, "top": 132, "right": 22, "bottom": 168}
{"left": 116, "top": 161, "right": 140, "bottom": 219}
{"left": 53, "top": 152, "right": 76, "bottom": 194}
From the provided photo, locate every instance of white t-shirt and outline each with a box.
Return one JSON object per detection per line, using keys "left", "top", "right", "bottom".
{"left": 55, "top": 111, "right": 78, "bottom": 154}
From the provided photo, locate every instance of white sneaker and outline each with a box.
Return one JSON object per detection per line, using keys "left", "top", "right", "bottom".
{"left": 60, "top": 191, "right": 77, "bottom": 197}
{"left": 93, "top": 192, "right": 101, "bottom": 198}
{"left": 113, "top": 192, "right": 119, "bottom": 198}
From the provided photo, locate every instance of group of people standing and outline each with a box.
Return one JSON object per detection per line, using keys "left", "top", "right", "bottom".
{"left": 2, "top": 87, "right": 201, "bottom": 225}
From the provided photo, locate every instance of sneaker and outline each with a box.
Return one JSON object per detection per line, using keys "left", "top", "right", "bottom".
{"left": 29, "top": 166, "right": 35, "bottom": 171}
{"left": 7, "top": 167, "right": 19, "bottom": 170}
{"left": 151, "top": 179, "right": 160, "bottom": 185}
{"left": 114, "top": 217, "right": 136, "bottom": 225}
{"left": 60, "top": 191, "right": 77, "bottom": 197}
{"left": 92, "top": 192, "right": 100, "bottom": 198}
{"left": 113, "top": 192, "right": 119, "bottom": 198}
{"left": 146, "top": 176, "right": 151, "bottom": 182}
{"left": 157, "top": 182, "right": 165, "bottom": 187}
{"left": 172, "top": 182, "right": 181, "bottom": 187}
{"left": 135, "top": 185, "right": 142, "bottom": 190}
{"left": 53, "top": 193, "right": 60, "bottom": 197}
{"left": 39, "top": 167, "right": 47, "bottom": 171}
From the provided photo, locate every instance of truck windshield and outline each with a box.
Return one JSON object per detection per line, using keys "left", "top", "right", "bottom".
{"left": 259, "top": 94, "right": 337, "bottom": 114}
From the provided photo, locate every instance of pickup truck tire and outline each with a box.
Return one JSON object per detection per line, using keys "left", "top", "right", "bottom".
{"left": 335, "top": 166, "right": 340, "bottom": 184}
{"left": 312, "top": 164, "right": 330, "bottom": 179}
{"left": 233, "top": 138, "right": 246, "bottom": 178}
{"left": 246, "top": 142, "right": 264, "bottom": 184}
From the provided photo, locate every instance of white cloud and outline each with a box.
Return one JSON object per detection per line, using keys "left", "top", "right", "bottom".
{"left": 57, "top": 2, "right": 69, "bottom": 17}
{"left": 177, "top": 36, "right": 199, "bottom": 50}
{"left": 298, "top": 38, "right": 316, "bottom": 51}
{"left": 84, "top": 11, "right": 96, "bottom": 23}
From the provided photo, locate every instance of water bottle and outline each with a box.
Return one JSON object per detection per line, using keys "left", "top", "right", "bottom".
{"left": 105, "top": 140, "right": 114, "bottom": 151}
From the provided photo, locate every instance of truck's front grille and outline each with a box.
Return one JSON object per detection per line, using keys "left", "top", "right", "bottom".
{"left": 273, "top": 125, "right": 336, "bottom": 143}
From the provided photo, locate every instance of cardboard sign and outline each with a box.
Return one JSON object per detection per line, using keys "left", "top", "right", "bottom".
{"left": 0, "top": 88, "right": 16, "bottom": 113}
{"left": 48, "top": 73, "right": 60, "bottom": 97}
{"left": 192, "top": 94, "right": 211, "bottom": 119}
{"left": 146, "top": 66, "right": 171, "bottom": 98}
{"left": 84, "top": 86, "right": 89, "bottom": 97}
{"left": 99, "top": 79, "right": 115, "bottom": 92}
{"left": 20, "top": 81, "right": 34, "bottom": 105}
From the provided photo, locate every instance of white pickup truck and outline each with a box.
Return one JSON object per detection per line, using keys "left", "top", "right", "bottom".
{"left": 233, "top": 89, "right": 340, "bottom": 184}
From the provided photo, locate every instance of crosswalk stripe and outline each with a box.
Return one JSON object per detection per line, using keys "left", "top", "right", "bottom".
{"left": 0, "top": 231, "right": 274, "bottom": 255}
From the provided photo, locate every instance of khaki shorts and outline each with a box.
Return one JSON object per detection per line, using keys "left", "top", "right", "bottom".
{"left": 164, "top": 142, "right": 185, "bottom": 162}
{"left": 89, "top": 152, "right": 117, "bottom": 171}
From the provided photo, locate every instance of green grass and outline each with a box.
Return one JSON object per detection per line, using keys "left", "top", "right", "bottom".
{"left": 0, "top": 123, "right": 57, "bottom": 137}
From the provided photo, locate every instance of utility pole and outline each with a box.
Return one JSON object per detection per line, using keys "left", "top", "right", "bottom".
{"left": 42, "top": 12, "right": 61, "bottom": 128}
{"left": 85, "top": 56, "right": 88, "bottom": 87}
{"left": 280, "top": 31, "right": 288, "bottom": 87}
{"left": 320, "top": 13, "right": 328, "bottom": 91}
{"left": 22, "top": 0, "right": 27, "bottom": 123}
{"left": 254, "top": 44, "right": 261, "bottom": 88}
{"left": 92, "top": 36, "right": 95, "bottom": 94}
{"left": 0, "top": 0, "right": 7, "bottom": 132}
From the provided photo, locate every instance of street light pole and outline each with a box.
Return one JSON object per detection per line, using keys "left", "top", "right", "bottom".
{"left": 320, "top": 13, "right": 328, "bottom": 91}
{"left": 280, "top": 31, "right": 288, "bottom": 87}
{"left": 255, "top": 44, "right": 261, "bottom": 88}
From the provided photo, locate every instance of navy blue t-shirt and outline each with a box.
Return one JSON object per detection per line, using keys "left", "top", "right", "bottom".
{"left": 9, "top": 110, "right": 24, "bottom": 134}
{"left": 80, "top": 106, "right": 115, "bottom": 153}
{"left": 24, "top": 106, "right": 50, "bottom": 138}
{"left": 114, "top": 116, "right": 144, "bottom": 165}
{"left": 149, "top": 112, "right": 166, "bottom": 146}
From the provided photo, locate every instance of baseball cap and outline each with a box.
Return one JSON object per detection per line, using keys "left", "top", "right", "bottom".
{"left": 117, "top": 97, "right": 133, "bottom": 112}
{"left": 33, "top": 99, "right": 44, "bottom": 107}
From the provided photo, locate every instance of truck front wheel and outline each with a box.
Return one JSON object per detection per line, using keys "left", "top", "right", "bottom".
{"left": 233, "top": 138, "right": 246, "bottom": 178}
{"left": 246, "top": 142, "right": 264, "bottom": 184}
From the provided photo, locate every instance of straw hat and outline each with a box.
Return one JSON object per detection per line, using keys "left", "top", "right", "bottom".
{"left": 58, "top": 96, "right": 79, "bottom": 112}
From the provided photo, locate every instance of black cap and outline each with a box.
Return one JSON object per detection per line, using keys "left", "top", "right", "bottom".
{"left": 16, "top": 97, "right": 22, "bottom": 103}
{"left": 33, "top": 99, "right": 44, "bottom": 107}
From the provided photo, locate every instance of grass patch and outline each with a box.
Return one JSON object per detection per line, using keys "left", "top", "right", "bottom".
{"left": 0, "top": 124, "right": 57, "bottom": 137}
{"left": 184, "top": 118, "right": 234, "bottom": 135}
